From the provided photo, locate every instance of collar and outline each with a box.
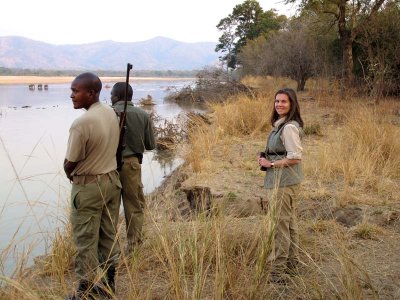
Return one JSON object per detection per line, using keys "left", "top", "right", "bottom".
{"left": 274, "top": 117, "right": 286, "bottom": 127}
{"left": 114, "top": 100, "right": 133, "bottom": 107}
{"left": 87, "top": 101, "right": 101, "bottom": 110}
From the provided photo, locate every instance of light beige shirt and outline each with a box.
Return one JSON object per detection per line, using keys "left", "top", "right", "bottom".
{"left": 274, "top": 117, "right": 303, "bottom": 160}
{"left": 65, "top": 102, "right": 119, "bottom": 175}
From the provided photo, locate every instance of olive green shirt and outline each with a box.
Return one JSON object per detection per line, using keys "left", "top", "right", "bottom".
{"left": 113, "top": 101, "right": 155, "bottom": 156}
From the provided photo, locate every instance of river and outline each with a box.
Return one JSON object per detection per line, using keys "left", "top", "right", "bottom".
{"left": 0, "top": 79, "right": 204, "bottom": 276}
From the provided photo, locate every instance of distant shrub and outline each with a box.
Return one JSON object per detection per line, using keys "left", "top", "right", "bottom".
{"left": 304, "top": 122, "right": 321, "bottom": 135}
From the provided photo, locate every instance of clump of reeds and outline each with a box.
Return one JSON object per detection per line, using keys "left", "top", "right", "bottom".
{"left": 210, "top": 94, "right": 271, "bottom": 136}
{"left": 139, "top": 95, "right": 156, "bottom": 106}
{"left": 184, "top": 93, "right": 272, "bottom": 173}
{"left": 40, "top": 224, "right": 75, "bottom": 286}
{"left": 152, "top": 112, "right": 185, "bottom": 150}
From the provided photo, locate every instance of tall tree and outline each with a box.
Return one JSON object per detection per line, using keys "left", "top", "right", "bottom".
{"left": 239, "top": 16, "right": 322, "bottom": 91}
{"left": 216, "top": 0, "right": 286, "bottom": 69}
{"left": 287, "top": 0, "right": 388, "bottom": 89}
{"left": 356, "top": 1, "right": 400, "bottom": 96}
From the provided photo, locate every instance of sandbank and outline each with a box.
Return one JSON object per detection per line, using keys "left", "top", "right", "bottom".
{"left": 0, "top": 76, "right": 194, "bottom": 85}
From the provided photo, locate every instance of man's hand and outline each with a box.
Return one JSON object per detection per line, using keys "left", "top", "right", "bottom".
{"left": 64, "top": 159, "right": 78, "bottom": 181}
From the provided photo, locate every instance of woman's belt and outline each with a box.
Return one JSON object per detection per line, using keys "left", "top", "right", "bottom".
{"left": 267, "top": 151, "right": 286, "bottom": 156}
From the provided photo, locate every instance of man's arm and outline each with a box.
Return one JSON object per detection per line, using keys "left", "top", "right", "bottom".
{"left": 64, "top": 159, "right": 78, "bottom": 181}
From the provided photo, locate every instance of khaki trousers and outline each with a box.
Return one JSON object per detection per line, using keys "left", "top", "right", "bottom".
{"left": 70, "top": 171, "right": 121, "bottom": 280}
{"left": 266, "top": 184, "right": 300, "bottom": 273}
{"left": 120, "top": 156, "right": 145, "bottom": 248}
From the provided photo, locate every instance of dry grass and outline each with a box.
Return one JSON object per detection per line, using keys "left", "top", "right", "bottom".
{"left": 303, "top": 102, "right": 400, "bottom": 206}
{"left": 1, "top": 75, "right": 400, "bottom": 299}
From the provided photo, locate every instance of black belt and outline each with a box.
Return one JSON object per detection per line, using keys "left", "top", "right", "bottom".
{"left": 267, "top": 152, "right": 286, "bottom": 156}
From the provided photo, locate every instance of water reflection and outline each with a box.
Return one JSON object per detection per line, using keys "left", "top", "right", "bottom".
{"left": 0, "top": 79, "right": 205, "bottom": 276}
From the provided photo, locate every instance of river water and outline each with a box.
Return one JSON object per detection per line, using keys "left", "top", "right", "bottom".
{"left": 0, "top": 79, "right": 202, "bottom": 276}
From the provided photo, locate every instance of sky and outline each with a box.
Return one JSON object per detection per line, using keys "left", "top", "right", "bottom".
{"left": 0, "top": 0, "right": 297, "bottom": 45}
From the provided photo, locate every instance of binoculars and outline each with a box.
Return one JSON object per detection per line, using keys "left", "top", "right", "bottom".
{"left": 259, "top": 152, "right": 267, "bottom": 171}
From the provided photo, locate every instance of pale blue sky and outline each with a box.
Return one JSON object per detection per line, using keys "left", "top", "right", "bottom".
{"left": 0, "top": 0, "right": 296, "bottom": 45}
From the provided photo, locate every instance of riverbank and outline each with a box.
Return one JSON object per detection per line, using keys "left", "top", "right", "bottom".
{"left": 0, "top": 76, "right": 195, "bottom": 85}
{"left": 144, "top": 77, "right": 400, "bottom": 298}
{"left": 2, "top": 77, "right": 400, "bottom": 299}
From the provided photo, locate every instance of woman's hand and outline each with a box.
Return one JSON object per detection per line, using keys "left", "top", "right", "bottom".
{"left": 258, "top": 156, "right": 273, "bottom": 168}
{"left": 259, "top": 157, "right": 301, "bottom": 169}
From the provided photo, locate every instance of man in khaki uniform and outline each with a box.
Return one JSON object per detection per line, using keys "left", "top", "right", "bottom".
{"left": 64, "top": 73, "right": 121, "bottom": 299}
{"left": 111, "top": 82, "right": 155, "bottom": 252}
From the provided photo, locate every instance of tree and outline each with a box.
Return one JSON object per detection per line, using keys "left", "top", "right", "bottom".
{"left": 239, "top": 16, "right": 322, "bottom": 91}
{"left": 287, "top": 0, "right": 389, "bottom": 90}
{"left": 236, "top": 36, "right": 269, "bottom": 76}
{"left": 356, "top": 1, "right": 400, "bottom": 96}
{"left": 216, "top": 0, "right": 286, "bottom": 69}
{"left": 215, "top": 16, "right": 238, "bottom": 70}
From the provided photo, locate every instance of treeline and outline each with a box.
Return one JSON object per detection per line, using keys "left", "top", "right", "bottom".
{"left": 216, "top": 0, "right": 400, "bottom": 96}
{"left": 0, "top": 67, "right": 198, "bottom": 78}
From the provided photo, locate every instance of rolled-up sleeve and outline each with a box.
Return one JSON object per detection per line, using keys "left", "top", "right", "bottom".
{"left": 281, "top": 124, "right": 302, "bottom": 159}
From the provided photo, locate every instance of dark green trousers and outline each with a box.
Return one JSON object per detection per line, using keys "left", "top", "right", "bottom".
{"left": 120, "top": 156, "right": 146, "bottom": 249}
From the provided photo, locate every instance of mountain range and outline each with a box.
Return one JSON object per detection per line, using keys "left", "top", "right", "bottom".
{"left": 0, "top": 36, "right": 219, "bottom": 70}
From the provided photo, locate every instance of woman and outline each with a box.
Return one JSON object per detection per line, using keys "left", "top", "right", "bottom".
{"left": 258, "top": 87, "right": 304, "bottom": 283}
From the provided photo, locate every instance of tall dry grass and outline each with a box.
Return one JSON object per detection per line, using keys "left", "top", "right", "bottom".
{"left": 304, "top": 100, "right": 400, "bottom": 205}
{"left": 185, "top": 92, "right": 272, "bottom": 173}
{"left": 1, "top": 76, "right": 398, "bottom": 299}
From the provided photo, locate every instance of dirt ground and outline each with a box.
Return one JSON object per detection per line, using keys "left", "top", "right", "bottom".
{"left": 148, "top": 98, "right": 400, "bottom": 299}
{"left": 5, "top": 91, "right": 398, "bottom": 299}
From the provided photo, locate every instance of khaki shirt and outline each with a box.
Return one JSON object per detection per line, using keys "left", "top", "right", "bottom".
{"left": 274, "top": 118, "right": 303, "bottom": 160}
{"left": 65, "top": 102, "right": 119, "bottom": 175}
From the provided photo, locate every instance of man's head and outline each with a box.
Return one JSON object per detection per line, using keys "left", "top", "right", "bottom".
{"left": 111, "top": 82, "right": 133, "bottom": 105}
{"left": 70, "top": 73, "right": 102, "bottom": 110}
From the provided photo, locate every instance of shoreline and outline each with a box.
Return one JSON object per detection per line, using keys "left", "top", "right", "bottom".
{"left": 0, "top": 76, "right": 195, "bottom": 85}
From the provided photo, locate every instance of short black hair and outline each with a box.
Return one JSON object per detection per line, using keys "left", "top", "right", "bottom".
{"left": 75, "top": 72, "right": 102, "bottom": 93}
{"left": 112, "top": 82, "right": 133, "bottom": 101}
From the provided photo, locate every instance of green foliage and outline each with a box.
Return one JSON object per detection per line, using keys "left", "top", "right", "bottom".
{"left": 215, "top": 0, "right": 286, "bottom": 69}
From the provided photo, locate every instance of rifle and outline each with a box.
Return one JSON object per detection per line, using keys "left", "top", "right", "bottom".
{"left": 116, "top": 63, "right": 133, "bottom": 171}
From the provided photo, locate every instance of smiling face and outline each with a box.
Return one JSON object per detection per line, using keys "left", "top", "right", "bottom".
{"left": 274, "top": 93, "right": 291, "bottom": 118}
{"left": 70, "top": 78, "right": 94, "bottom": 110}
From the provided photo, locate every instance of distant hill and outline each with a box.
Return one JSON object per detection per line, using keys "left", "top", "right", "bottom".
{"left": 0, "top": 36, "right": 219, "bottom": 71}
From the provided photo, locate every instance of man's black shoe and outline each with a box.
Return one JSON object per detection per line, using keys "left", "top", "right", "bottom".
{"left": 92, "top": 284, "right": 113, "bottom": 299}
{"left": 107, "top": 265, "right": 116, "bottom": 293}
{"left": 64, "top": 280, "right": 94, "bottom": 300}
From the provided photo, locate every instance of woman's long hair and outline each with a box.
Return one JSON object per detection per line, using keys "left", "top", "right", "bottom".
{"left": 270, "top": 88, "right": 304, "bottom": 128}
